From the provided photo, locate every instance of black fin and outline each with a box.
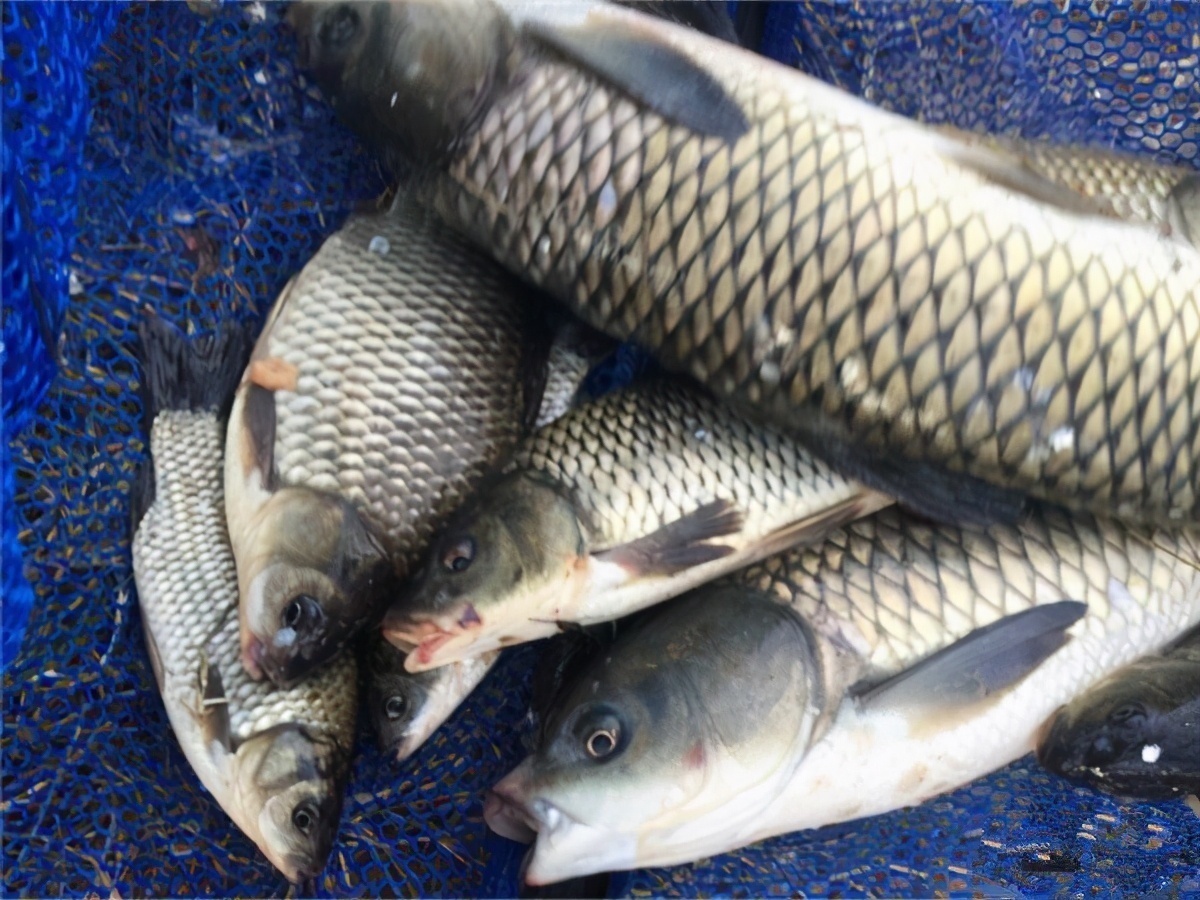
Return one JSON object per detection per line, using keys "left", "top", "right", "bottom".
{"left": 616, "top": 1, "right": 739, "bottom": 45}
{"left": 1167, "top": 173, "right": 1200, "bottom": 248}
{"left": 136, "top": 309, "right": 256, "bottom": 420}
{"left": 517, "top": 296, "right": 563, "bottom": 434}
{"left": 200, "top": 660, "right": 233, "bottom": 752}
{"left": 799, "top": 429, "right": 1029, "bottom": 528}
{"left": 592, "top": 499, "right": 744, "bottom": 576}
{"left": 130, "top": 457, "right": 157, "bottom": 536}
{"left": 733, "top": 0, "right": 769, "bottom": 51}
{"left": 520, "top": 868, "right": 612, "bottom": 900}
{"left": 243, "top": 383, "right": 279, "bottom": 488}
{"left": 523, "top": 16, "right": 750, "bottom": 143}
{"left": 857, "top": 600, "right": 1088, "bottom": 711}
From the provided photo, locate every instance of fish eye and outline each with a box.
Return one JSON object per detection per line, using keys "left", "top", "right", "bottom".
{"left": 318, "top": 6, "right": 358, "bottom": 49}
{"left": 385, "top": 694, "right": 408, "bottom": 721}
{"left": 292, "top": 801, "right": 319, "bottom": 836}
{"left": 585, "top": 726, "right": 619, "bottom": 759}
{"left": 282, "top": 594, "right": 324, "bottom": 631}
{"left": 441, "top": 537, "right": 476, "bottom": 573}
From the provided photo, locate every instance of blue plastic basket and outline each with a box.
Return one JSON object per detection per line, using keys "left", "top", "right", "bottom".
{"left": 4, "top": 2, "right": 1199, "bottom": 896}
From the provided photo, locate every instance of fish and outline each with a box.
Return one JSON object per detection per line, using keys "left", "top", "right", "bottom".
{"left": 382, "top": 376, "right": 892, "bottom": 672}
{"left": 937, "top": 127, "right": 1200, "bottom": 246}
{"left": 224, "top": 203, "right": 555, "bottom": 688}
{"left": 533, "top": 320, "right": 615, "bottom": 430}
{"left": 363, "top": 632, "right": 499, "bottom": 762}
{"left": 1037, "top": 625, "right": 1200, "bottom": 800}
{"left": 131, "top": 312, "right": 357, "bottom": 884}
{"left": 484, "top": 503, "right": 1200, "bottom": 884}
{"left": 291, "top": 0, "right": 1200, "bottom": 527}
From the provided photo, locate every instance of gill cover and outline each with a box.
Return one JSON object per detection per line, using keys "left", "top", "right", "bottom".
{"left": 232, "top": 724, "right": 348, "bottom": 883}
{"left": 383, "top": 470, "right": 585, "bottom": 652}
{"left": 242, "top": 486, "right": 393, "bottom": 686}
{"left": 489, "top": 584, "right": 817, "bottom": 879}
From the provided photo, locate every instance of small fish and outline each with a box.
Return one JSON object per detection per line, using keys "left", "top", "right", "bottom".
{"left": 224, "top": 204, "right": 553, "bottom": 687}
{"left": 131, "top": 312, "right": 356, "bottom": 883}
{"left": 292, "top": 0, "right": 1200, "bottom": 527}
{"left": 486, "top": 504, "right": 1200, "bottom": 884}
{"left": 383, "top": 376, "right": 891, "bottom": 672}
{"left": 364, "top": 632, "right": 499, "bottom": 762}
{"left": 1038, "top": 626, "right": 1200, "bottom": 800}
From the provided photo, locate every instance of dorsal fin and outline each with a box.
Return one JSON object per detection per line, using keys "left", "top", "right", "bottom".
{"left": 521, "top": 13, "right": 750, "bottom": 143}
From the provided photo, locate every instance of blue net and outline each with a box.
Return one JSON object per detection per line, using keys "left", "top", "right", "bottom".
{"left": 3, "top": 1, "right": 1199, "bottom": 897}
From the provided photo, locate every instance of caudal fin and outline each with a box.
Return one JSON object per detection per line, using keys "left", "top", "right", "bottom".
{"left": 136, "top": 309, "right": 256, "bottom": 421}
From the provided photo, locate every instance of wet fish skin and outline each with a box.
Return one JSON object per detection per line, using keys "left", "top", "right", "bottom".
{"left": 489, "top": 501, "right": 1200, "bottom": 883}
{"left": 300, "top": 0, "right": 1200, "bottom": 525}
{"left": 383, "top": 376, "right": 891, "bottom": 672}
{"left": 1037, "top": 626, "right": 1200, "bottom": 800}
{"left": 224, "top": 206, "right": 544, "bottom": 688}
{"left": 131, "top": 314, "right": 356, "bottom": 884}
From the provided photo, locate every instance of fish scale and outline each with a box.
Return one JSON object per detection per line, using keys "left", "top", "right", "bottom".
{"left": 135, "top": 410, "right": 357, "bottom": 746}
{"left": 732, "top": 504, "right": 1200, "bottom": 679}
{"left": 508, "top": 378, "right": 865, "bottom": 552}
{"left": 262, "top": 210, "right": 531, "bottom": 572}
{"left": 418, "top": 8, "right": 1200, "bottom": 524}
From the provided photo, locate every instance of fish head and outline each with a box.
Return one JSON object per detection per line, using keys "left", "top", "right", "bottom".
{"left": 486, "top": 585, "right": 821, "bottom": 884}
{"left": 383, "top": 471, "right": 586, "bottom": 671}
{"left": 365, "top": 635, "right": 498, "bottom": 761}
{"left": 234, "top": 723, "right": 348, "bottom": 884}
{"left": 239, "top": 487, "right": 394, "bottom": 686}
{"left": 1037, "top": 657, "right": 1192, "bottom": 790}
{"left": 288, "top": 0, "right": 514, "bottom": 164}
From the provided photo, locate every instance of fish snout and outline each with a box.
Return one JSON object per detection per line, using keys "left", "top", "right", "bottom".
{"left": 484, "top": 779, "right": 539, "bottom": 843}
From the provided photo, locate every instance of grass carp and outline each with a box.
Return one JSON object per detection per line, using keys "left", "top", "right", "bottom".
{"left": 382, "top": 376, "right": 890, "bottom": 671}
{"left": 293, "top": 0, "right": 1200, "bottom": 527}
{"left": 486, "top": 503, "right": 1200, "bottom": 883}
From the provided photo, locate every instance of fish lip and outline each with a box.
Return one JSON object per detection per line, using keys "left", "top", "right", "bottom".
{"left": 484, "top": 787, "right": 539, "bottom": 844}
{"left": 382, "top": 606, "right": 484, "bottom": 670}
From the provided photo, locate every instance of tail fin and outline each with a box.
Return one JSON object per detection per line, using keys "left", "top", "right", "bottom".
{"left": 131, "top": 311, "right": 256, "bottom": 534}
{"left": 136, "top": 310, "right": 256, "bottom": 420}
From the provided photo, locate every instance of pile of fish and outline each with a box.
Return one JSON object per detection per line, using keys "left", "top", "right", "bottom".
{"left": 130, "top": 0, "right": 1200, "bottom": 888}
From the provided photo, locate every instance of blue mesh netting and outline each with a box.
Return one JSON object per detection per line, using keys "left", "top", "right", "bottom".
{"left": 3, "top": 2, "right": 1199, "bottom": 897}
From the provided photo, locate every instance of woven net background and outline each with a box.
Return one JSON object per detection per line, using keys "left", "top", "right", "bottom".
{"left": 3, "top": 1, "right": 1198, "bottom": 896}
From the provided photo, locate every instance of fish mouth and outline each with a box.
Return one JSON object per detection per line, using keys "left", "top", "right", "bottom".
{"left": 484, "top": 785, "right": 540, "bottom": 844}
{"left": 382, "top": 604, "right": 490, "bottom": 672}
{"left": 241, "top": 634, "right": 267, "bottom": 681}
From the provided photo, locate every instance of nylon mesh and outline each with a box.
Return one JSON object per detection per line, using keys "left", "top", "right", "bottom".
{"left": 4, "top": 2, "right": 1199, "bottom": 897}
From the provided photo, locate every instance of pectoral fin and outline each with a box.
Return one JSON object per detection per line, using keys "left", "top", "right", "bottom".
{"left": 591, "top": 499, "right": 744, "bottom": 576}
{"left": 240, "top": 383, "right": 278, "bottom": 490}
{"left": 857, "top": 600, "right": 1088, "bottom": 714}
{"left": 522, "top": 13, "right": 750, "bottom": 142}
